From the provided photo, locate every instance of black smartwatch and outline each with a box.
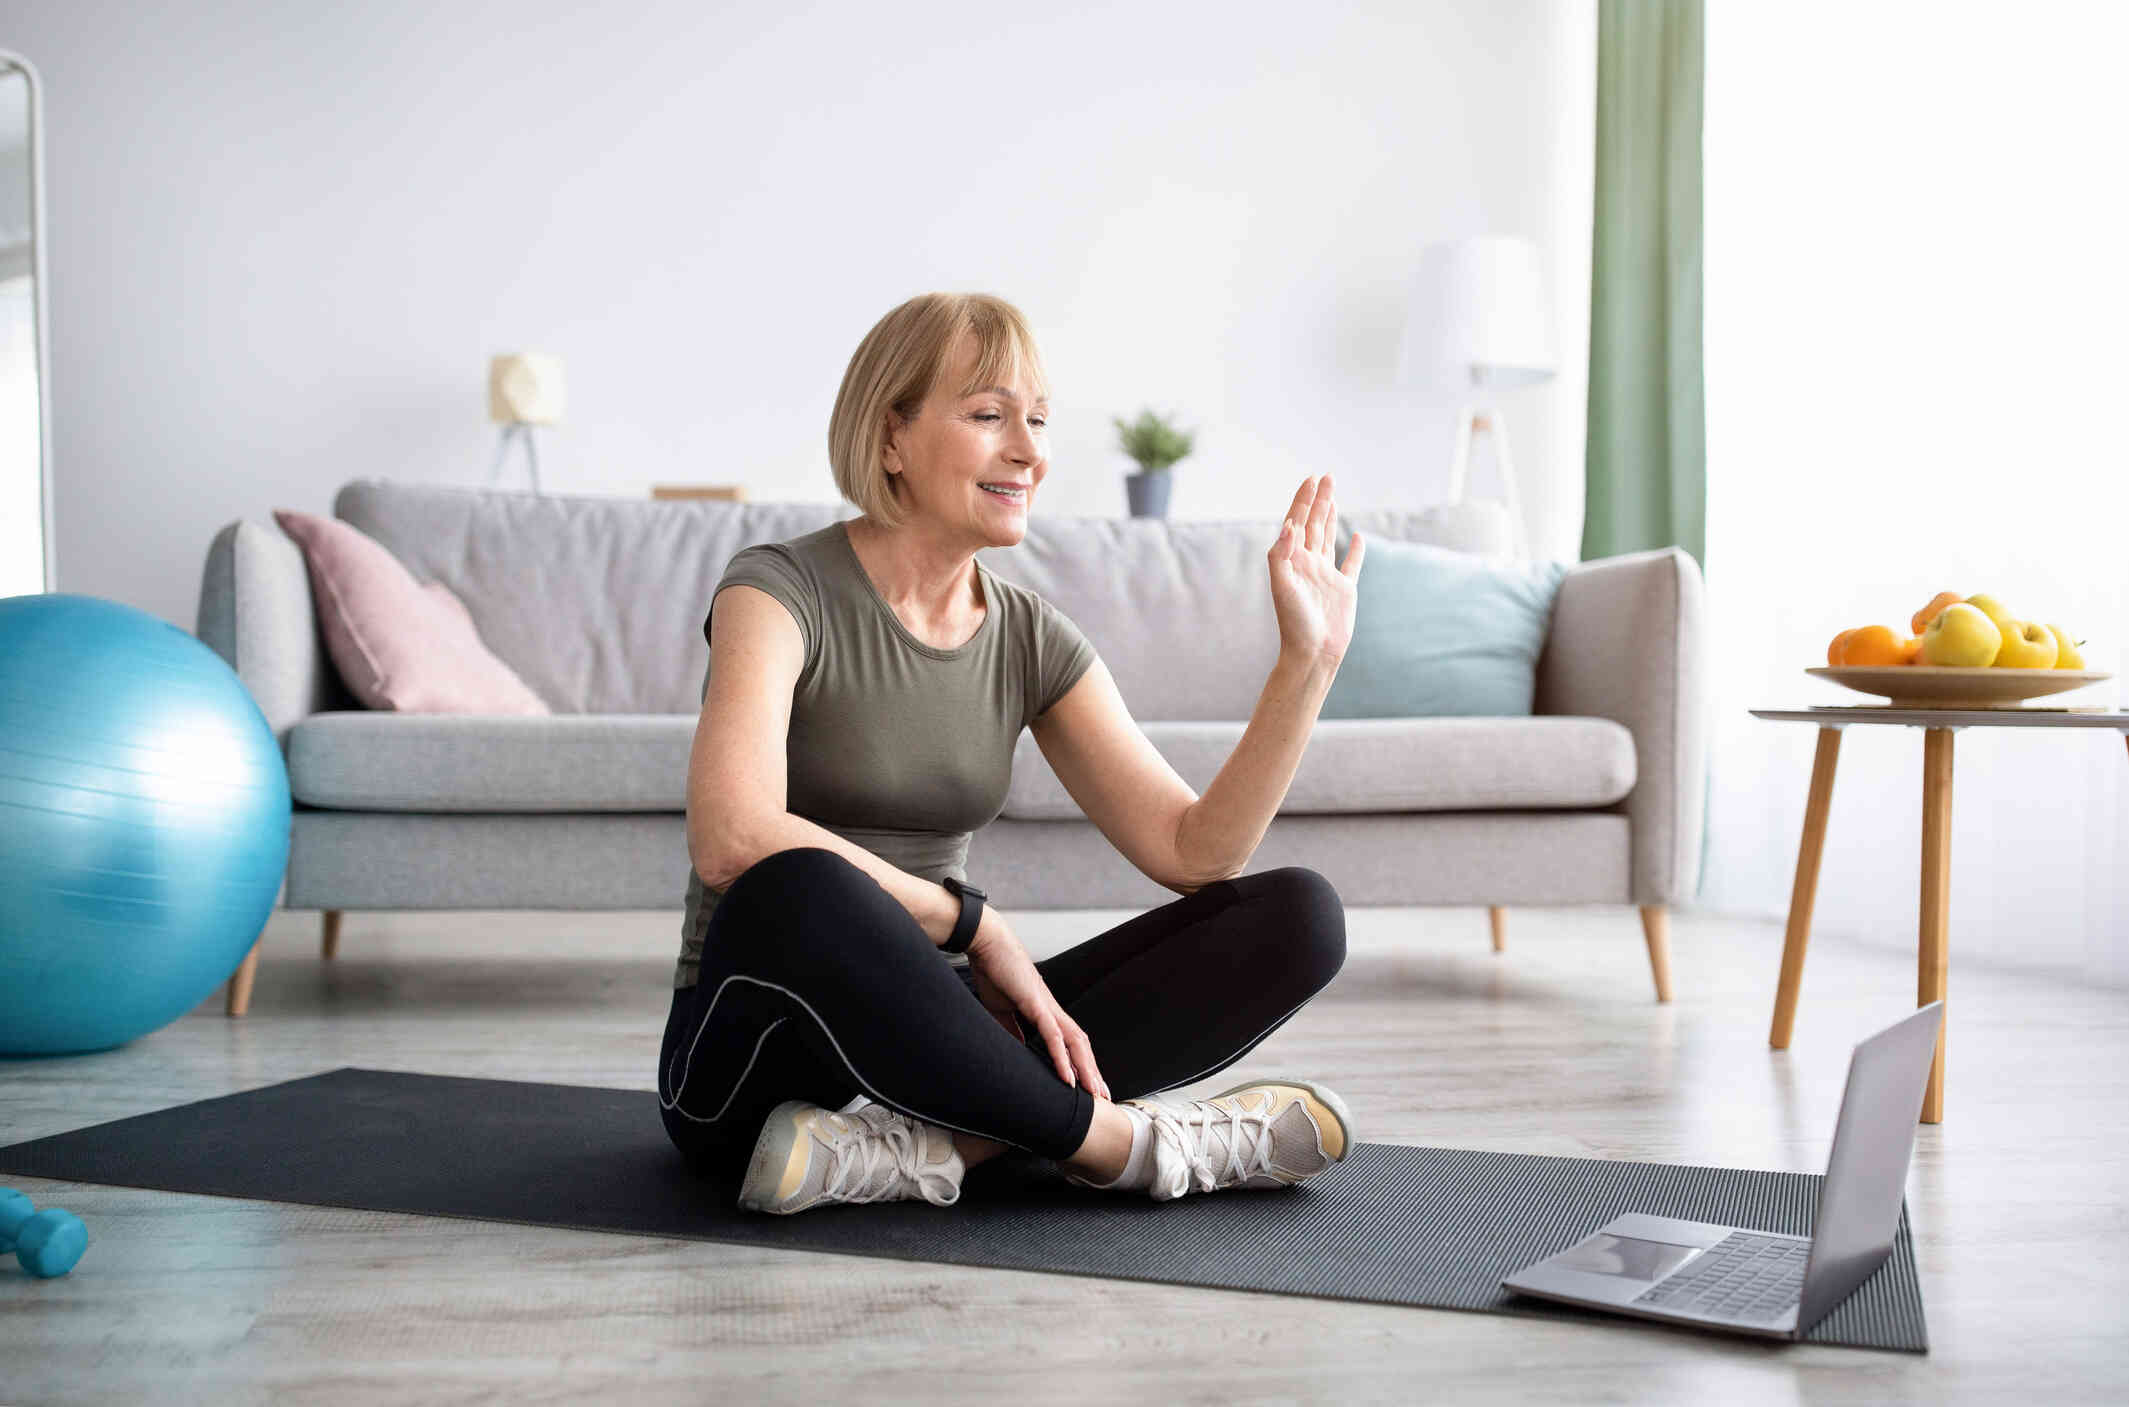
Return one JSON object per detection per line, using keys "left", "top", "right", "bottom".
{"left": 940, "top": 876, "right": 987, "bottom": 955}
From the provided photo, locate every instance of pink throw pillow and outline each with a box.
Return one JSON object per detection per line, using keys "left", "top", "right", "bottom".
{"left": 272, "top": 508, "right": 550, "bottom": 715}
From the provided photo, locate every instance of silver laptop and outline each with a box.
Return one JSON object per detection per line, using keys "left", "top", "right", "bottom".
{"left": 1501, "top": 1002, "right": 1942, "bottom": 1341}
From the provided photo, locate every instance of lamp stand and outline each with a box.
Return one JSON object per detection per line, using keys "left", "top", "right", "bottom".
{"left": 489, "top": 423, "right": 543, "bottom": 494}
{"left": 1445, "top": 403, "right": 1528, "bottom": 559}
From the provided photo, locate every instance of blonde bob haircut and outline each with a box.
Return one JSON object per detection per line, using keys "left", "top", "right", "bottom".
{"left": 829, "top": 292, "right": 1051, "bottom": 532}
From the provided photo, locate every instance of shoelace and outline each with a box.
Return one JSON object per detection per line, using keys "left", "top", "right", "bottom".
{"left": 1139, "top": 1091, "right": 1278, "bottom": 1198}
{"left": 816, "top": 1104, "right": 960, "bottom": 1206}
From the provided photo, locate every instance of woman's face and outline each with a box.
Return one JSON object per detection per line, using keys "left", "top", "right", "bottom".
{"left": 883, "top": 342, "right": 1049, "bottom": 547}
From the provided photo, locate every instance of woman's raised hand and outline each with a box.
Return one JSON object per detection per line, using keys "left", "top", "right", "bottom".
{"left": 1269, "top": 474, "right": 1364, "bottom": 667}
{"left": 964, "top": 907, "right": 1111, "bottom": 1102}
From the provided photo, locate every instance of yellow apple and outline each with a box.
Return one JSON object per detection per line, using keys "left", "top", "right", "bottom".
{"left": 1993, "top": 621, "right": 2059, "bottom": 668}
{"left": 1963, "top": 593, "right": 2017, "bottom": 634}
{"left": 1921, "top": 602, "right": 2003, "bottom": 666}
{"left": 2045, "top": 624, "right": 2086, "bottom": 670}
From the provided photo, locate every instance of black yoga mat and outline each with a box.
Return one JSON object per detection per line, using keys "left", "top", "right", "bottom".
{"left": 0, "top": 1068, "right": 1927, "bottom": 1352}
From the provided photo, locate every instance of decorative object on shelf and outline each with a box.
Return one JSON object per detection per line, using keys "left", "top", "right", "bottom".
{"left": 487, "top": 352, "right": 566, "bottom": 494}
{"left": 1398, "top": 235, "right": 1557, "bottom": 560}
{"left": 650, "top": 485, "right": 748, "bottom": 502}
{"left": 1112, "top": 408, "right": 1196, "bottom": 518}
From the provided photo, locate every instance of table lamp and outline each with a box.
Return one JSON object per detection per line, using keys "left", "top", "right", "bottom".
{"left": 1396, "top": 236, "right": 1556, "bottom": 558}
{"left": 488, "top": 353, "right": 565, "bottom": 494}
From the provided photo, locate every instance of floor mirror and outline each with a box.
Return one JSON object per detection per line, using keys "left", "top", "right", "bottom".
{"left": 1, "top": 50, "right": 51, "bottom": 598}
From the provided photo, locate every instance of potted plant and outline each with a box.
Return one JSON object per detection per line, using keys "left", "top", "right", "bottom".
{"left": 1112, "top": 408, "right": 1196, "bottom": 518}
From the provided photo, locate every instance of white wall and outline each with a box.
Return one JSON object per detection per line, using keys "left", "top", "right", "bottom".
{"left": 1700, "top": 1, "right": 2129, "bottom": 985}
{"left": 14, "top": 0, "right": 1596, "bottom": 632}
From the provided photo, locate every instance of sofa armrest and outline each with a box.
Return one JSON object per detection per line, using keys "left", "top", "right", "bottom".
{"left": 196, "top": 519, "right": 354, "bottom": 745}
{"left": 1532, "top": 546, "right": 1708, "bottom": 906}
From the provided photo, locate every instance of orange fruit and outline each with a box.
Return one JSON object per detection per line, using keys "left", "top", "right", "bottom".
{"left": 1838, "top": 625, "right": 1906, "bottom": 667}
{"left": 1897, "top": 634, "right": 1925, "bottom": 665}
{"left": 1911, "top": 591, "right": 1963, "bottom": 636}
{"left": 1827, "top": 628, "right": 1862, "bottom": 666}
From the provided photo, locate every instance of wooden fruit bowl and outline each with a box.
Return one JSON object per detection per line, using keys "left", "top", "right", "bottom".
{"left": 1808, "top": 665, "right": 2113, "bottom": 709}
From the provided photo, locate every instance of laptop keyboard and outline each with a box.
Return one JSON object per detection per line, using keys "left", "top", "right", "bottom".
{"left": 1633, "top": 1231, "right": 1809, "bottom": 1324}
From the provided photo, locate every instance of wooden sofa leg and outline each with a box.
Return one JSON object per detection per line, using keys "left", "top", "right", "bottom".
{"left": 1640, "top": 905, "right": 1674, "bottom": 1003}
{"left": 226, "top": 939, "right": 261, "bottom": 1017}
{"left": 1488, "top": 906, "right": 1507, "bottom": 953}
{"left": 322, "top": 909, "right": 343, "bottom": 960}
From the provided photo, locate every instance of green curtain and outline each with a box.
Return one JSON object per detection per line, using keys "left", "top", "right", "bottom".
{"left": 1583, "top": 0, "right": 1705, "bottom": 569}
{"left": 1584, "top": 0, "right": 1709, "bottom": 901}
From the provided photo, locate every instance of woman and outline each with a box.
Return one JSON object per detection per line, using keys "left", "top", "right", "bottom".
{"left": 659, "top": 292, "right": 1367, "bottom": 1214}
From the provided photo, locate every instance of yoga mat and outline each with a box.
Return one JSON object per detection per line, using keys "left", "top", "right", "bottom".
{"left": 0, "top": 1069, "right": 1927, "bottom": 1352}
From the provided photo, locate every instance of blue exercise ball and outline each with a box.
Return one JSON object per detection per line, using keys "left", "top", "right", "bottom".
{"left": 0, "top": 593, "right": 290, "bottom": 1056}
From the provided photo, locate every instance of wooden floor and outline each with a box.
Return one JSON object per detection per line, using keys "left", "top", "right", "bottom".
{"left": 2, "top": 902, "right": 2123, "bottom": 1405}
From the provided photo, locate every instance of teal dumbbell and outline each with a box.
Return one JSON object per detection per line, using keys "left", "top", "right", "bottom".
{"left": 0, "top": 1188, "right": 30, "bottom": 1247}
{"left": 0, "top": 1188, "right": 88, "bottom": 1279}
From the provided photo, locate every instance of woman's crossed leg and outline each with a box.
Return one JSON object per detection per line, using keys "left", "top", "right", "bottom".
{"left": 657, "top": 846, "right": 1347, "bottom": 1204}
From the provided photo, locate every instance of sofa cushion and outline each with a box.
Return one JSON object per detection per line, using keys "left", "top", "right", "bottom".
{"left": 1320, "top": 533, "right": 1568, "bottom": 718}
{"left": 1005, "top": 716, "right": 1636, "bottom": 819}
{"left": 333, "top": 480, "right": 855, "bottom": 717}
{"left": 286, "top": 712, "right": 1634, "bottom": 816}
{"left": 273, "top": 508, "right": 550, "bottom": 716}
{"left": 328, "top": 479, "right": 1523, "bottom": 719}
{"left": 978, "top": 509, "right": 1529, "bottom": 722}
{"left": 288, "top": 713, "right": 691, "bottom": 811}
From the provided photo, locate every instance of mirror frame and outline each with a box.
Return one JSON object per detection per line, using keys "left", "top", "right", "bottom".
{"left": 1, "top": 49, "right": 51, "bottom": 592}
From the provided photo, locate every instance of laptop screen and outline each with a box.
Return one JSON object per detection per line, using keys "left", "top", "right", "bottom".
{"left": 1796, "top": 1003, "right": 1942, "bottom": 1328}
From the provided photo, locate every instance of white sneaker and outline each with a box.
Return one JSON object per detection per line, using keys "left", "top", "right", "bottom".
{"left": 738, "top": 1097, "right": 966, "bottom": 1215}
{"left": 1129, "top": 1077, "right": 1354, "bottom": 1201}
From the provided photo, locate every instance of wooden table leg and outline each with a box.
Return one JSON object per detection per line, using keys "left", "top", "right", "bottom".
{"left": 1918, "top": 727, "right": 1954, "bottom": 1123}
{"left": 1771, "top": 726, "right": 1842, "bottom": 1048}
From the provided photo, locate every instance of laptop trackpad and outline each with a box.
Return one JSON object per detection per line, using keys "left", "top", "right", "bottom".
{"left": 1551, "top": 1232, "right": 1704, "bottom": 1281}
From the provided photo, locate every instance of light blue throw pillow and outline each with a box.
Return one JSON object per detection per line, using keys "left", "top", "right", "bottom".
{"left": 1320, "top": 534, "right": 1569, "bottom": 718}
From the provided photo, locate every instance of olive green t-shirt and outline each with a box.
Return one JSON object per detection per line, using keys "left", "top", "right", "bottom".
{"left": 674, "top": 520, "right": 1098, "bottom": 988}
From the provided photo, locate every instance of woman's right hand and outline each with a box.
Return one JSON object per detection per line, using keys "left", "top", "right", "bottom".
{"left": 963, "top": 907, "right": 1111, "bottom": 1102}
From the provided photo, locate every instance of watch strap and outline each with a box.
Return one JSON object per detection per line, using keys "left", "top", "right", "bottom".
{"left": 942, "top": 877, "right": 985, "bottom": 955}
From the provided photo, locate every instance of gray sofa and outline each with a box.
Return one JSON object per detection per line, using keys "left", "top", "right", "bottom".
{"left": 196, "top": 478, "right": 1707, "bottom": 1013}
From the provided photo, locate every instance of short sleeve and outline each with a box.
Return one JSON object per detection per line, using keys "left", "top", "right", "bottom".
{"left": 707, "top": 543, "right": 820, "bottom": 675}
{"left": 1027, "top": 594, "right": 1097, "bottom": 727}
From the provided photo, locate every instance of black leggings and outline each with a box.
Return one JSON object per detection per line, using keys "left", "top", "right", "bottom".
{"left": 657, "top": 846, "right": 1346, "bottom": 1184}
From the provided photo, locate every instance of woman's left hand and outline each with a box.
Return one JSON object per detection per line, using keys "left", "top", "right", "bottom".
{"left": 964, "top": 907, "right": 1111, "bottom": 1102}
{"left": 1269, "top": 474, "right": 1364, "bottom": 666}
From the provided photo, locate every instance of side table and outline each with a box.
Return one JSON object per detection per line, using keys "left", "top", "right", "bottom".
{"left": 1749, "top": 705, "right": 2129, "bottom": 1124}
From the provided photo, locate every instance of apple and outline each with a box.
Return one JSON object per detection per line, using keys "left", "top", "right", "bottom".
{"left": 2045, "top": 624, "right": 2086, "bottom": 670}
{"left": 1963, "top": 593, "right": 2017, "bottom": 635}
{"left": 1993, "top": 620, "right": 2059, "bottom": 668}
{"left": 1921, "top": 602, "right": 2003, "bottom": 666}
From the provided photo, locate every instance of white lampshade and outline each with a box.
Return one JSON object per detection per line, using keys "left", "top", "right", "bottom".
{"left": 488, "top": 353, "right": 566, "bottom": 426}
{"left": 1396, "top": 236, "right": 1557, "bottom": 395}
